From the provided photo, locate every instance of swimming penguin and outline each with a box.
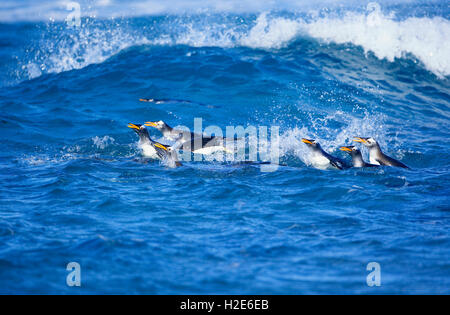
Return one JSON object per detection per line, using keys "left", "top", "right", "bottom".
{"left": 139, "top": 98, "right": 181, "bottom": 105}
{"left": 145, "top": 121, "right": 188, "bottom": 141}
{"left": 302, "top": 139, "right": 349, "bottom": 170}
{"left": 353, "top": 137, "right": 409, "bottom": 169}
{"left": 139, "top": 98, "right": 219, "bottom": 109}
{"left": 145, "top": 121, "right": 233, "bottom": 154}
{"left": 128, "top": 123, "right": 173, "bottom": 160}
{"left": 340, "top": 146, "right": 378, "bottom": 168}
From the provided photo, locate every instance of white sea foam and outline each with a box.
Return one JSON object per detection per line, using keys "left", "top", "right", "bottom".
{"left": 22, "top": 25, "right": 150, "bottom": 80}
{"left": 92, "top": 136, "right": 115, "bottom": 150}
{"left": 18, "top": 2, "right": 450, "bottom": 81}
{"left": 303, "top": 3, "right": 450, "bottom": 77}
{"left": 19, "top": 153, "right": 78, "bottom": 166}
{"left": 240, "top": 13, "right": 303, "bottom": 49}
{"left": 177, "top": 4, "right": 450, "bottom": 77}
{"left": 0, "top": 1, "right": 439, "bottom": 22}
{"left": 238, "top": 109, "right": 388, "bottom": 167}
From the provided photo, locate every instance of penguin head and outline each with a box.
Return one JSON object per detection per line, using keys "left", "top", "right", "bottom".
{"left": 153, "top": 142, "right": 170, "bottom": 159}
{"left": 302, "top": 138, "right": 322, "bottom": 150}
{"left": 145, "top": 120, "right": 170, "bottom": 132}
{"left": 340, "top": 146, "right": 361, "bottom": 157}
{"left": 354, "top": 137, "right": 378, "bottom": 148}
{"left": 139, "top": 98, "right": 155, "bottom": 103}
{"left": 128, "top": 123, "right": 151, "bottom": 142}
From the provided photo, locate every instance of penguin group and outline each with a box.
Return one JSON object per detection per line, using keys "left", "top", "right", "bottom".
{"left": 128, "top": 123, "right": 182, "bottom": 167}
{"left": 129, "top": 119, "right": 410, "bottom": 170}
{"left": 128, "top": 120, "right": 235, "bottom": 168}
{"left": 129, "top": 96, "right": 410, "bottom": 170}
{"left": 302, "top": 137, "right": 409, "bottom": 170}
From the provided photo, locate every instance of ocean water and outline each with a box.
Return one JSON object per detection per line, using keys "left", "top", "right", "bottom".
{"left": 0, "top": 0, "right": 449, "bottom": 294}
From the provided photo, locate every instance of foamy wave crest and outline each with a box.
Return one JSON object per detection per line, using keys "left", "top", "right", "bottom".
{"left": 175, "top": 3, "right": 450, "bottom": 77}
{"left": 303, "top": 3, "right": 450, "bottom": 77}
{"left": 22, "top": 23, "right": 150, "bottom": 80}
{"left": 20, "top": 3, "right": 450, "bottom": 80}
{"left": 174, "top": 13, "right": 301, "bottom": 49}
{"left": 240, "top": 13, "right": 302, "bottom": 49}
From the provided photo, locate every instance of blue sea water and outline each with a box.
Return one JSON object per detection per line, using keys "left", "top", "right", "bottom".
{"left": 0, "top": 1, "right": 449, "bottom": 294}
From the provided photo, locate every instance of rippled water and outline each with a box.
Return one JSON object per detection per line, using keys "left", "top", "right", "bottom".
{"left": 0, "top": 1, "right": 449, "bottom": 294}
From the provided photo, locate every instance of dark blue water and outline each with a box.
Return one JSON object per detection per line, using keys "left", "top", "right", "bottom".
{"left": 0, "top": 1, "right": 449, "bottom": 294}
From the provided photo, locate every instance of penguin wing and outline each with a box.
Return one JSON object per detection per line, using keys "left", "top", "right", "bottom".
{"left": 328, "top": 155, "right": 344, "bottom": 170}
{"left": 202, "top": 136, "right": 222, "bottom": 148}
{"left": 330, "top": 159, "right": 344, "bottom": 170}
{"left": 377, "top": 155, "right": 409, "bottom": 169}
{"left": 155, "top": 147, "right": 167, "bottom": 159}
{"left": 176, "top": 136, "right": 216, "bottom": 151}
{"left": 322, "top": 151, "right": 346, "bottom": 170}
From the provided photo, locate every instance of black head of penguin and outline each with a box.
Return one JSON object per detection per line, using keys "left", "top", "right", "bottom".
{"left": 301, "top": 138, "right": 323, "bottom": 152}
{"left": 128, "top": 123, "right": 151, "bottom": 143}
{"left": 340, "top": 145, "right": 361, "bottom": 157}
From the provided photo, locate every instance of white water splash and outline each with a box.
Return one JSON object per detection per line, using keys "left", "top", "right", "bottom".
{"left": 304, "top": 3, "right": 450, "bottom": 78}
{"left": 276, "top": 111, "right": 388, "bottom": 165}
{"left": 193, "top": 5, "right": 450, "bottom": 76}
{"left": 19, "top": 3, "right": 450, "bottom": 81}
{"left": 176, "top": 4, "right": 450, "bottom": 77}
{"left": 92, "top": 136, "right": 115, "bottom": 150}
{"left": 240, "top": 13, "right": 302, "bottom": 49}
{"left": 22, "top": 24, "right": 151, "bottom": 80}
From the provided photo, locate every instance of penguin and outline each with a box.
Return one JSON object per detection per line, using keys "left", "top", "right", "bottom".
{"left": 302, "top": 139, "right": 349, "bottom": 170}
{"left": 139, "top": 98, "right": 184, "bottom": 105}
{"left": 144, "top": 120, "right": 189, "bottom": 142}
{"left": 339, "top": 146, "right": 378, "bottom": 168}
{"left": 128, "top": 124, "right": 181, "bottom": 166}
{"left": 353, "top": 137, "right": 409, "bottom": 169}
{"left": 139, "top": 98, "right": 219, "bottom": 109}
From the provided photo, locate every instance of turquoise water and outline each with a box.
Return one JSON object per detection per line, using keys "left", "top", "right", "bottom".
{"left": 0, "top": 1, "right": 449, "bottom": 294}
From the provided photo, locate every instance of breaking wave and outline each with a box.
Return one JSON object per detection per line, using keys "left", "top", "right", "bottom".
{"left": 13, "top": 2, "right": 450, "bottom": 83}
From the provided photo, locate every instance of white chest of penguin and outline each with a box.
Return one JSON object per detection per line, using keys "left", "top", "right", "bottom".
{"left": 140, "top": 143, "right": 159, "bottom": 159}
{"left": 310, "top": 152, "right": 332, "bottom": 168}
{"left": 368, "top": 150, "right": 381, "bottom": 165}
{"left": 369, "top": 156, "right": 381, "bottom": 165}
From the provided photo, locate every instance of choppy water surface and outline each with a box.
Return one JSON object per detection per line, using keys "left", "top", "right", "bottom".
{"left": 0, "top": 1, "right": 449, "bottom": 294}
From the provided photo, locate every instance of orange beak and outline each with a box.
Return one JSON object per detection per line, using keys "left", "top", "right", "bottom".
{"left": 353, "top": 137, "right": 367, "bottom": 144}
{"left": 145, "top": 122, "right": 157, "bottom": 128}
{"left": 154, "top": 143, "right": 168, "bottom": 151}
{"left": 128, "top": 123, "right": 140, "bottom": 130}
{"left": 301, "top": 139, "right": 314, "bottom": 145}
{"left": 340, "top": 146, "right": 353, "bottom": 152}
